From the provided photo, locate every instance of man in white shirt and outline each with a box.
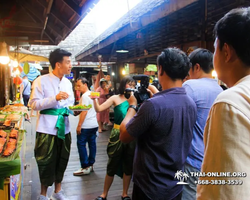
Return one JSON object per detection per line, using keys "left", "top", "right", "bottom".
{"left": 29, "top": 49, "right": 74, "bottom": 200}
{"left": 73, "top": 77, "right": 98, "bottom": 176}
{"left": 197, "top": 7, "right": 250, "bottom": 200}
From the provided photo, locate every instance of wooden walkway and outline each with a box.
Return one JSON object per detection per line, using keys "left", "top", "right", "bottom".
{"left": 23, "top": 115, "right": 132, "bottom": 200}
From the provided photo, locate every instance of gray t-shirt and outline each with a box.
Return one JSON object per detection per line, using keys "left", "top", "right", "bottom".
{"left": 126, "top": 87, "right": 197, "bottom": 200}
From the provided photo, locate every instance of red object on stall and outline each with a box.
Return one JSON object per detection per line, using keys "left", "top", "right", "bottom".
{"left": 13, "top": 76, "right": 22, "bottom": 85}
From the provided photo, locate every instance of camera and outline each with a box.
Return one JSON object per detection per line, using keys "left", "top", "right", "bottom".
{"left": 124, "top": 75, "right": 150, "bottom": 106}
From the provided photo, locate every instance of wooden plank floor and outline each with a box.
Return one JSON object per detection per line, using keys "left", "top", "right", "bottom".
{"left": 23, "top": 115, "right": 133, "bottom": 200}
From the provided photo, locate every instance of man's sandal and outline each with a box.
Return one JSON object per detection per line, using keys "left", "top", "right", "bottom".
{"left": 121, "top": 196, "right": 131, "bottom": 200}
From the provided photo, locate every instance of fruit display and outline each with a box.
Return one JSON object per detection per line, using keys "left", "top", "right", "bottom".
{"left": 90, "top": 92, "right": 100, "bottom": 98}
{"left": 69, "top": 104, "right": 92, "bottom": 110}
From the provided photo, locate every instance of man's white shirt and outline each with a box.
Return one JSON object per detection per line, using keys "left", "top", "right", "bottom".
{"left": 29, "top": 72, "right": 74, "bottom": 135}
{"left": 80, "top": 90, "right": 98, "bottom": 129}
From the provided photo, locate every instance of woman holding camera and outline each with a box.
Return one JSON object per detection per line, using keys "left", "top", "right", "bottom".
{"left": 92, "top": 76, "right": 136, "bottom": 200}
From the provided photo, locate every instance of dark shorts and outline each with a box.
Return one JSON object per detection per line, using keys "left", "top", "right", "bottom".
{"left": 34, "top": 132, "right": 71, "bottom": 186}
{"left": 106, "top": 128, "right": 136, "bottom": 177}
{"left": 23, "top": 94, "right": 30, "bottom": 107}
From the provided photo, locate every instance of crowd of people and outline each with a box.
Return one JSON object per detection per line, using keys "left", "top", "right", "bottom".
{"left": 27, "top": 7, "right": 250, "bottom": 200}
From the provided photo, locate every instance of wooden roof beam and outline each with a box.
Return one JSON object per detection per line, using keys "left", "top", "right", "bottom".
{"left": 41, "top": 0, "right": 54, "bottom": 39}
{"left": 46, "top": 22, "right": 63, "bottom": 38}
{"left": 79, "top": 0, "right": 87, "bottom": 7}
{"left": 36, "top": 0, "right": 71, "bottom": 30}
{"left": 2, "top": 30, "right": 41, "bottom": 34}
{"left": 63, "top": 0, "right": 81, "bottom": 16}
{"left": 18, "top": 1, "right": 56, "bottom": 44}
{"left": 69, "top": 0, "right": 99, "bottom": 28}
{"left": 6, "top": 20, "right": 43, "bottom": 29}
{"left": 75, "top": 0, "right": 198, "bottom": 61}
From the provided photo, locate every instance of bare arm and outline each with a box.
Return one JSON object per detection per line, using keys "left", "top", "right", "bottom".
{"left": 20, "top": 84, "right": 24, "bottom": 98}
{"left": 120, "top": 94, "right": 137, "bottom": 143}
{"left": 92, "top": 95, "right": 115, "bottom": 112}
{"left": 76, "top": 111, "right": 87, "bottom": 135}
{"left": 94, "top": 70, "right": 105, "bottom": 91}
{"left": 148, "top": 84, "right": 159, "bottom": 94}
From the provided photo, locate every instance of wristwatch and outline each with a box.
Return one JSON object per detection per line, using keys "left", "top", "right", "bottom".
{"left": 128, "top": 105, "right": 138, "bottom": 112}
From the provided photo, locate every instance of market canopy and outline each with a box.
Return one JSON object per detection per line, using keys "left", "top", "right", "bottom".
{"left": 9, "top": 51, "right": 49, "bottom": 63}
{"left": 9, "top": 47, "right": 49, "bottom": 63}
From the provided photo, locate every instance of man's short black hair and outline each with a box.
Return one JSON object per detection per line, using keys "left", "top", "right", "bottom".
{"left": 49, "top": 48, "right": 72, "bottom": 69}
{"left": 189, "top": 48, "right": 213, "bottom": 73}
{"left": 118, "top": 76, "right": 136, "bottom": 95}
{"left": 214, "top": 7, "right": 250, "bottom": 66}
{"left": 77, "top": 77, "right": 89, "bottom": 85}
{"left": 157, "top": 47, "right": 191, "bottom": 80}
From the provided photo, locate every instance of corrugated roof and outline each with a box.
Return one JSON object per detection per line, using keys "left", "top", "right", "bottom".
{"left": 76, "top": 0, "right": 166, "bottom": 56}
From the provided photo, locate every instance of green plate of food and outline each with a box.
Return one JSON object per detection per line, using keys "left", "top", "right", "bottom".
{"left": 69, "top": 104, "right": 92, "bottom": 111}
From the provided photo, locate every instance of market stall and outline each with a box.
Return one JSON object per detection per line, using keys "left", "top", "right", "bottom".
{"left": 0, "top": 104, "right": 27, "bottom": 200}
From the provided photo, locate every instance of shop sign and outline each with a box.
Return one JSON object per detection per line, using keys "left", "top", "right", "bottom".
{"left": 65, "top": 72, "right": 74, "bottom": 79}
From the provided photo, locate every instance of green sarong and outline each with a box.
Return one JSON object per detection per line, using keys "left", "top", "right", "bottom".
{"left": 107, "top": 127, "right": 136, "bottom": 178}
{"left": 34, "top": 132, "right": 71, "bottom": 186}
{"left": 40, "top": 108, "right": 69, "bottom": 140}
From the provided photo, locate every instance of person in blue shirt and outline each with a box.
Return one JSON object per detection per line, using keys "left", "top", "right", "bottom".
{"left": 120, "top": 47, "right": 197, "bottom": 200}
{"left": 20, "top": 75, "right": 31, "bottom": 106}
{"left": 182, "top": 48, "right": 223, "bottom": 200}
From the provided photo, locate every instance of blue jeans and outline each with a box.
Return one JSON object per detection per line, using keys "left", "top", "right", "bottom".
{"left": 77, "top": 127, "right": 98, "bottom": 168}
{"left": 182, "top": 163, "right": 199, "bottom": 200}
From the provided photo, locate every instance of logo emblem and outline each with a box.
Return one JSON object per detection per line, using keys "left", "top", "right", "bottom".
{"left": 174, "top": 170, "right": 189, "bottom": 185}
